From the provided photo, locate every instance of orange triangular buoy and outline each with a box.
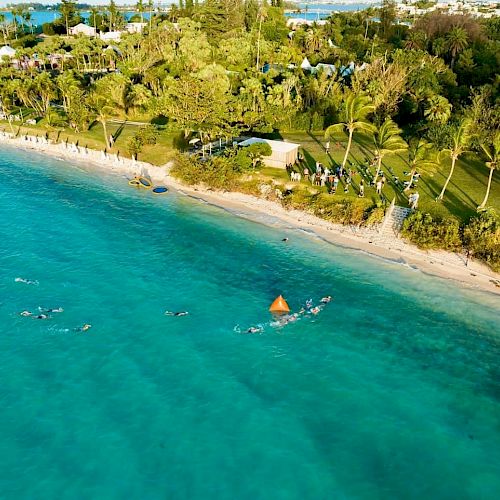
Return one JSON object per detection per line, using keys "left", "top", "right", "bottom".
{"left": 269, "top": 295, "right": 290, "bottom": 313}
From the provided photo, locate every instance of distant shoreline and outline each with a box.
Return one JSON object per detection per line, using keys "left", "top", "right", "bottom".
{"left": 1, "top": 131, "right": 499, "bottom": 297}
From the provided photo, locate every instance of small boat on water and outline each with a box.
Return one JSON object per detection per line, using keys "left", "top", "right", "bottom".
{"left": 152, "top": 186, "right": 169, "bottom": 195}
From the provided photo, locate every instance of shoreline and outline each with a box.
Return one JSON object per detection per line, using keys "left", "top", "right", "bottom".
{"left": 2, "top": 131, "right": 500, "bottom": 297}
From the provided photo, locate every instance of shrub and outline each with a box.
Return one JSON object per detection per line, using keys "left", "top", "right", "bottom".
{"left": 401, "top": 211, "right": 462, "bottom": 250}
{"left": 463, "top": 211, "right": 500, "bottom": 272}
{"left": 170, "top": 153, "right": 239, "bottom": 190}
{"left": 365, "top": 206, "right": 386, "bottom": 226}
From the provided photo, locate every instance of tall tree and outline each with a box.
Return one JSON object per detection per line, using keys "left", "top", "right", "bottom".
{"left": 325, "top": 94, "right": 375, "bottom": 171}
{"left": 437, "top": 120, "right": 472, "bottom": 201}
{"left": 477, "top": 132, "right": 500, "bottom": 210}
{"left": 446, "top": 26, "right": 468, "bottom": 68}
{"left": 372, "top": 118, "right": 408, "bottom": 180}
{"left": 60, "top": 0, "right": 78, "bottom": 35}
{"left": 136, "top": 0, "right": 145, "bottom": 24}
{"left": 379, "top": 0, "right": 397, "bottom": 40}
{"left": 404, "top": 139, "right": 437, "bottom": 191}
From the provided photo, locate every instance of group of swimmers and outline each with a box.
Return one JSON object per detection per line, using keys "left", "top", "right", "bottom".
{"left": 15, "top": 278, "right": 92, "bottom": 332}
{"left": 239, "top": 295, "right": 333, "bottom": 334}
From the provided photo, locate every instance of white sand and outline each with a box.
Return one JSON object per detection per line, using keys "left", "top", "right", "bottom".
{"left": 2, "top": 131, "right": 499, "bottom": 296}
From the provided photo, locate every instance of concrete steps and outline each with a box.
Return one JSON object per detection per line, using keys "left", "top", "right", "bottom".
{"left": 379, "top": 205, "right": 412, "bottom": 238}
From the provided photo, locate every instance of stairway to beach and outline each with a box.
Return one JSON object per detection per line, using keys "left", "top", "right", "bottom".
{"left": 379, "top": 205, "right": 412, "bottom": 238}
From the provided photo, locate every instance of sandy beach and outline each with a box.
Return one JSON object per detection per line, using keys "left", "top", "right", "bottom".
{"left": 2, "top": 131, "right": 499, "bottom": 296}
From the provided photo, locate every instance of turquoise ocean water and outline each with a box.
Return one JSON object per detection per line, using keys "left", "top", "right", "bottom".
{"left": 0, "top": 145, "right": 499, "bottom": 499}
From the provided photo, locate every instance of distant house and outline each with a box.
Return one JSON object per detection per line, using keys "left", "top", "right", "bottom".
{"left": 100, "top": 31, "right": 123, "bottom": 42}
{"left": 0, "top": 45, "right": 16, "bottom": 59}
{"left": 125, "top": 22, "right": 147, "bottom": 34}
{"left": 238, "top": 138, "right": 300, "bottom": 169}
{"left": 69, "top": 23, "right": 96, "bottom": 36}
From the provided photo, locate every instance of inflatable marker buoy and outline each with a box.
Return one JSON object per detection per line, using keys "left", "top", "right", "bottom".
{"left": 152, "top": 186, "right": 169, "bottom": 194}
{"left": 269, "top": 295, "right": 290, "bottom": 313}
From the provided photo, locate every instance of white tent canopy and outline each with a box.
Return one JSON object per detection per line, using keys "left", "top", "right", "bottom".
{"left": 301, "top": 57, "right": 312, "bottom": 70}
{"left": 239, "top": 138, "right": 300, "bottom": 169}
{"left": 0, "top": 46, "right": 16, "bottom": 58}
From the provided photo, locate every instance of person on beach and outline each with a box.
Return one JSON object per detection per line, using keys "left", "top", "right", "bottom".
{"left": 164, "top": 311, "right": 189, "bottom": 317}
{"left": 303, "top": 167, "right": 309, "bottom": 181}
{"left": 325, "top": 141, "right": 330, "bottom": 154}
{"left": 358, "top": 179, "right": 365, "bottom": 197}
{"left": 376, "top": 179, "right": 383, "bottom": 195}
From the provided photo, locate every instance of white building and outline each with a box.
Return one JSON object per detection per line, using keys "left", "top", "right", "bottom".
{"left": 238, "top": 138, "right": 300, "bottom": 169}
{"left": 100, "top": 31, "right": 123, "bottom": 42}
{"left": 69, "top": 23, "right": 96, "bottom": 36}
{"left": 125, "top": 22, "right": 147, "bottom": 34}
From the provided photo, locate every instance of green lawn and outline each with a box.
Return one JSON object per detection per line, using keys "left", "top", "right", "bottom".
{"left": 2, "top": 120, "right": 498, "bottom": 222}
{"left": 281, "top": 131, "right": 500, "bottom": 221}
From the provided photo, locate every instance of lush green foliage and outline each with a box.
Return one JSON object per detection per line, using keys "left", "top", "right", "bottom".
{"left": 401, "top": 211, "right": 462, "bottom": 250}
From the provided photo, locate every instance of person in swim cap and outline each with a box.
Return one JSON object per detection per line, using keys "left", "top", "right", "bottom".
{"left": 246, "top": 326, "right": 263, "bottom": 334}
{"left": 164, "top": 311, "right": 189, "bottom": 317}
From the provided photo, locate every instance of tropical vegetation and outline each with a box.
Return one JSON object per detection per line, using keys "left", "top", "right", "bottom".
{"left": 0, "top": 0, "right": 498, "bottom": 269}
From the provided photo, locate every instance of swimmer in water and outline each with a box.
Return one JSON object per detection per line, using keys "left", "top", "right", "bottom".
{"left": 39, "top": 307, "right": 64, "bottom": 313}
{"left": 310, "top": 306, "right": 321, "bottom": 315}
{"left": 282, "top": 238, "right": 289, "bottom": 242}
{"left": 164, "top": 311, "right": 189, "bottom": 317}
{"left": 305, "top": 299, "right": 313, "bottom": 309}
{"left": 20, "top": 310, "right": 32, "bottom": 317}
{"left": 320, "top": 296, "right": 332, "bottom": 303}
{"left": 34, "top": 314, "right": 50, "bottom": 320}
{"left": 15, "top": 277, "right": 39, "bottom": 285}
{"left": 246, "top": 326, "right": 263, "bottom": 334}
{"left": 74, "top": 324, "right": 92, "bottom": 332}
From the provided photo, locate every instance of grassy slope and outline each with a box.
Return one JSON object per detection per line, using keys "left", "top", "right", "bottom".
{"left": 2, "top": 120, "right": 498, "bottom": 222}
{"left": 281, "top": 131, "right": 500, "bottom": 221}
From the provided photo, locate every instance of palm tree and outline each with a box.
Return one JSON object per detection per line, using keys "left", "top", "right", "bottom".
{"left": 437, "top": 120, "right": 472, "bottom": 201}
{"left": 432, "top": 37, "right": 446, "bottom": 57}
{"left": 0, "top": 14, "right": 7, "bottom": 43}
{"left": 325, "top": 94, "right": 375, "bottom": 171}
{"left": 404, "top": 138, "right": 437, "bottom": 191}
{"left": 148, "top": 0, "right": 154, "bottom": 31}
{"left": 136, "top": 0, "right": 145, "bottom": 24}
{"left": 404, "top": 30, "right": 426, "bottom": 50}
{"left": 446, "top": 26, "right": 468, "bottom": 68}
{"left": 89, "top": 91, "right": 115, "bottom": 149}
{"left": 424, "top": 95, "right": 452, "bottom": 124}
{"left": 90, "top": 7, "right": 99, "bottom": 34}
{"left": 255, "top": 6, "right": 268, "bottom": 70}
{"left": 372, "top": 118, "right": 407, "bottom": 181}
{"left": 22, "top": 10, "right": 33, "bottom": 34}
{"left": 477, "top": 132, "right": 500, "bottom": 210}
